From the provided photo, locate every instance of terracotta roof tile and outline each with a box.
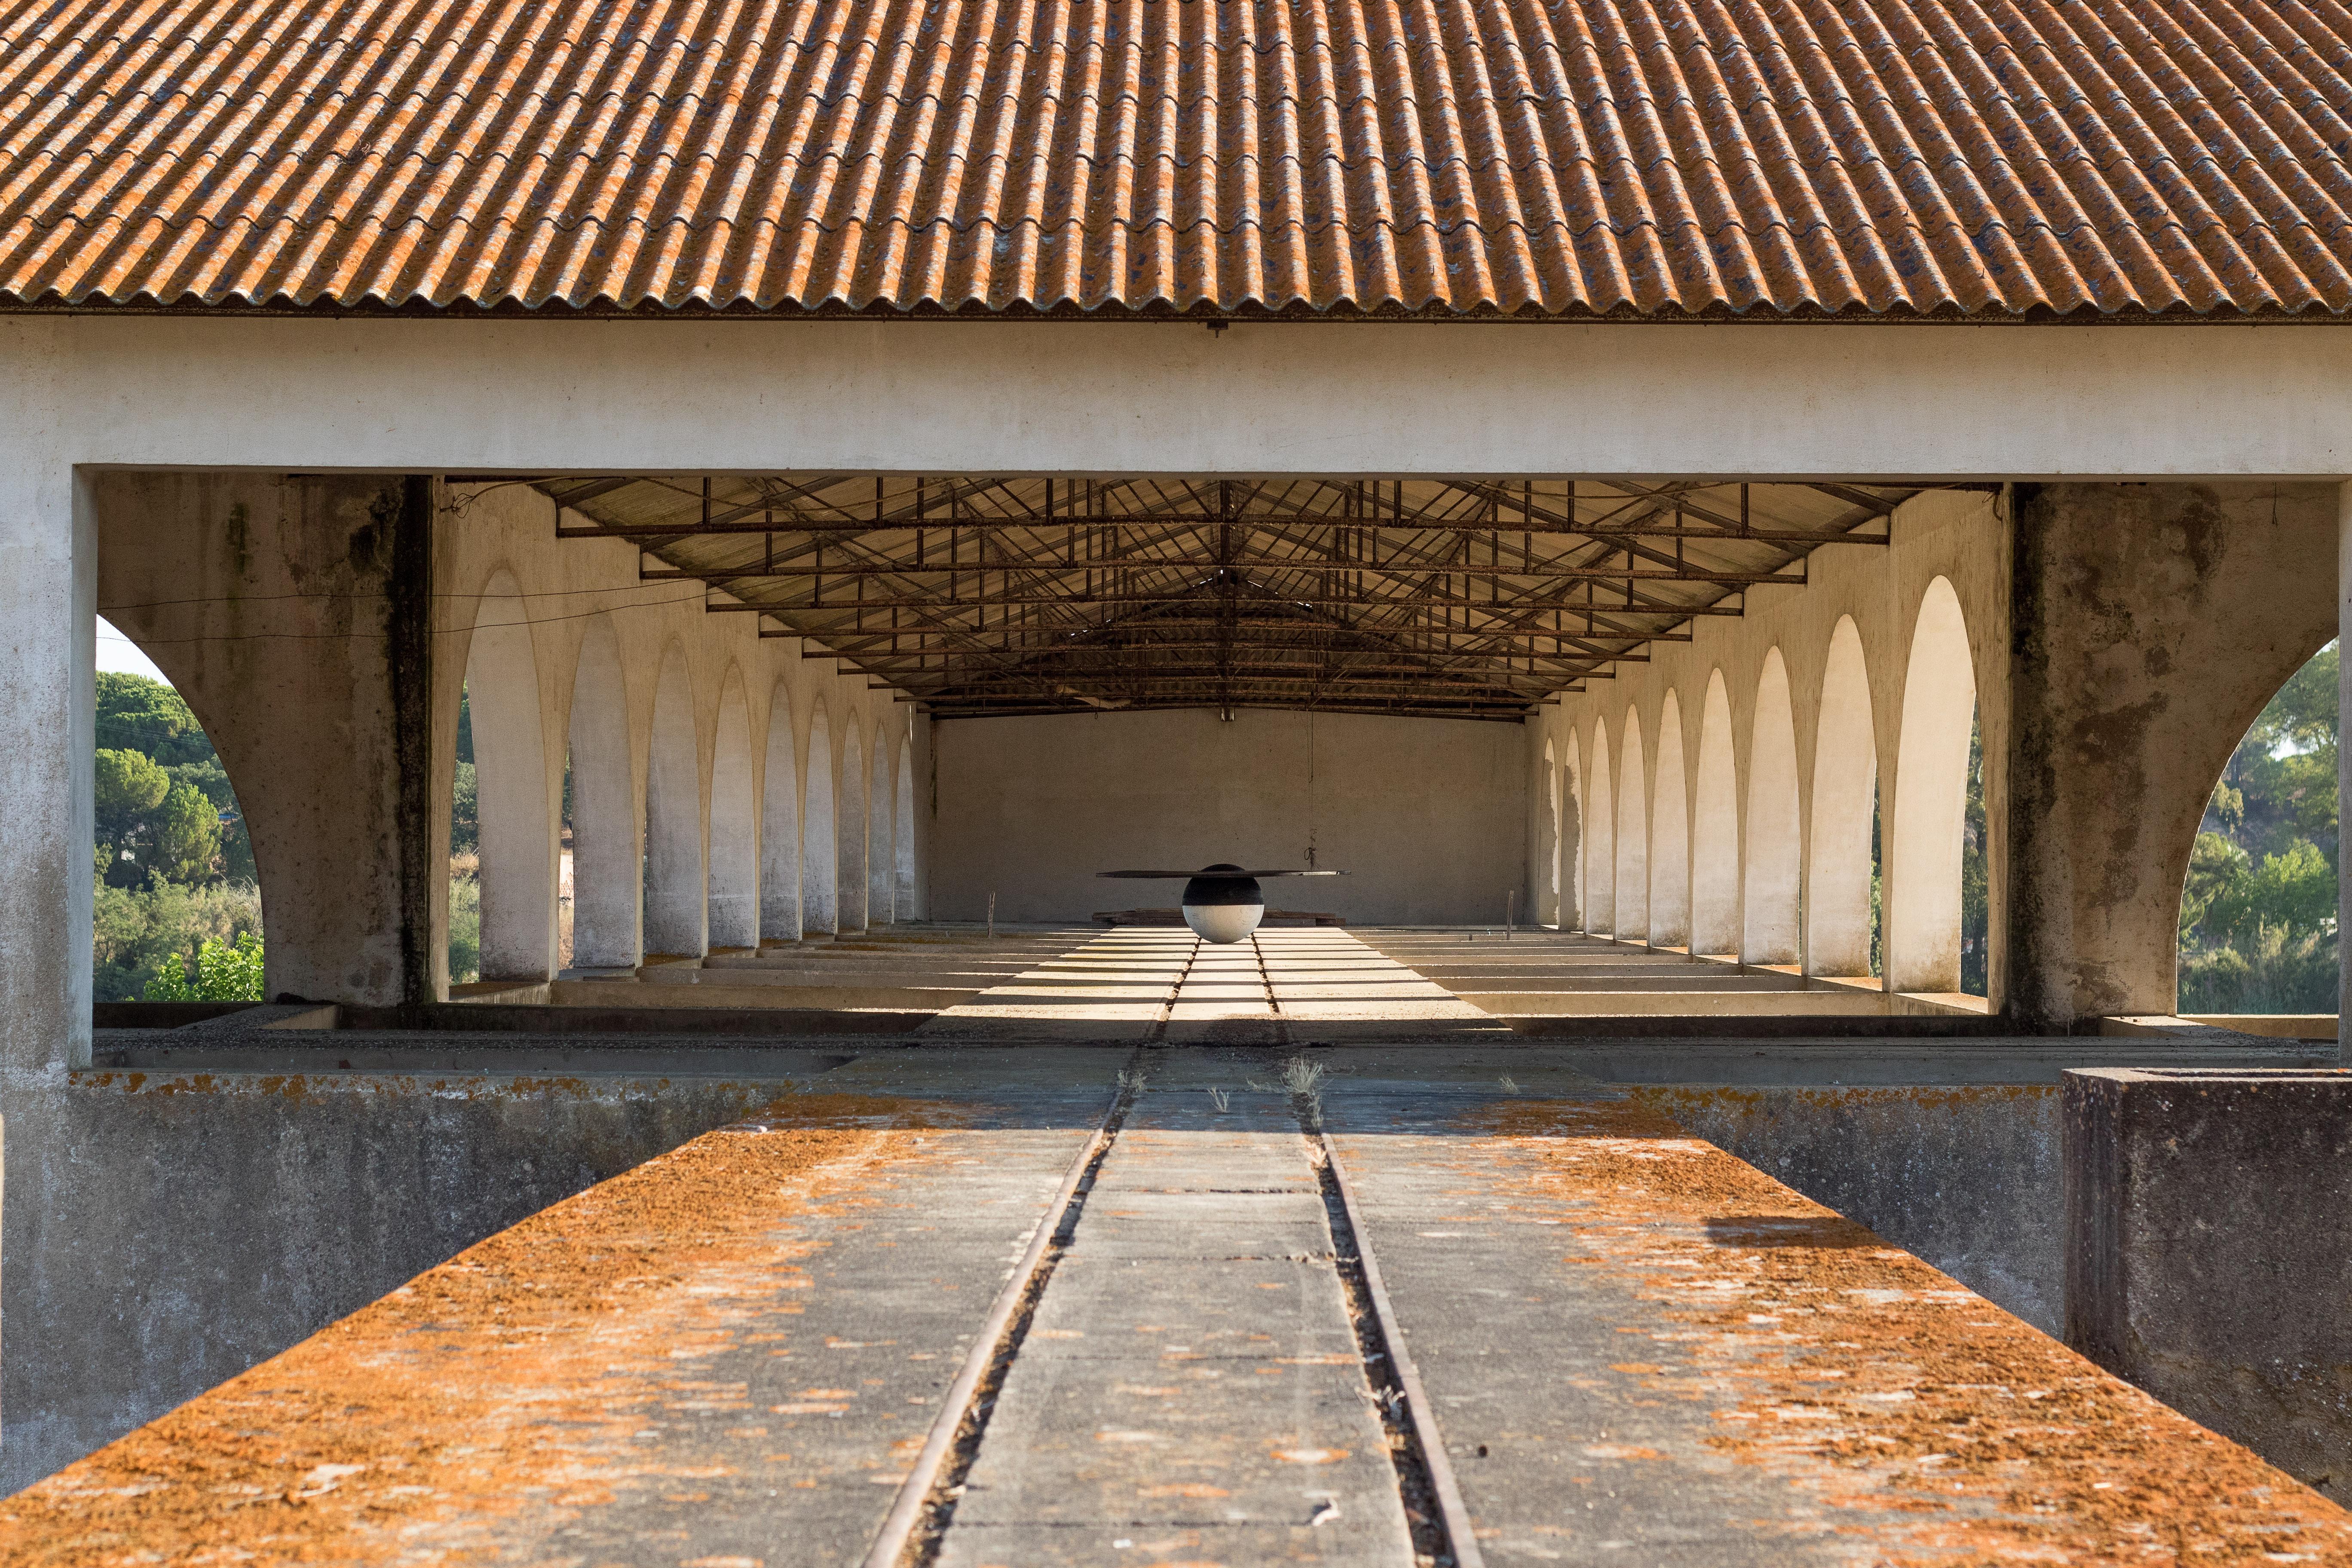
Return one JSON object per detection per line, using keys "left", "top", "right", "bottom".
{"left": 4, "top": 0, "right": 2352, "bottom": 316}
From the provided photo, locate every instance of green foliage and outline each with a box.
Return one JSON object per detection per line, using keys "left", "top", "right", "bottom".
{"left": 451, "top": 760, "right": 479, "bottom": 856}
{"left": 2180, "top": 831, "right": 2251, "bottom": 936}
{"left": 90, "top": 671, "right": 263, "bottom": 996}
{"left": 2179, "top": 926, "right": 2337, "bottom": 1016}
{"left": 95, "top": 879, "right": 262, "bottom": 1001}
{"left": 92, "top": 673, "right": 250, "bottom": 887}
{"left": 97, "top": 671, "right": 215, "bottom": 766}
{"left": 168, "top": 756, "right": 255, "bottom": 879}
{"left": 150, "top": 782, "right": 224, "bottom": 885}
{"left": 94, "top": 747, "right": 169, "bottom": 855}
{"left": 1961, "top": 713, "right": 1988, "bottom": 996}
{"left": 1868, "top": 781, "right": 1882, "bottom": 977}
{"left": 448, "top": 871, "right": 481, "bottom": 985}
{"left": 2179, "top": 642, "right": 2340, "bottom": 1012}
{"left": 144, "top": 931, "right": 265, "bottom": 1002}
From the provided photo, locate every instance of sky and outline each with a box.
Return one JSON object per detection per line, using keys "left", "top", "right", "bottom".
{"left": 97, "top": 616, "right": 169, "bottom": 683}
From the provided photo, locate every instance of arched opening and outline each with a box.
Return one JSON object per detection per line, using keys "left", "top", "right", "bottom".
{"left": 896, "top": 735, "right": 919, "bottom": 919}
{"left": 566, "top": 616, "right": 637, "bottom": 970}
{"left": 1616, "top": 709, "right": 1649, "bottom": 940}
{"left": 1536, "top": 740, "right": 1560, "bottom": 927}
{"left": 643, "top": 643, "right": 705, "bottom": 958}
{"left": 2177, "top": 641, "right": 2339, "bottom": 1013}
{"left": 802, "top": 704, "right": 839, "bottom": 935}
{"left": 1650, "top": 692, "right": 1690, "bottom": 949}
{"left": 1586, "top": 719, "right": 1615, "bottom": 936}
{"left": 868, "top": 724, "right": 895, "bottom": 925}
{"left": 761, "top": 686, "right": 802, "bottom": 943}
{"left": 460, "top": 572, "right": 554, "bottom": 984}
{"left": 1808, "top": 617, "right": 1878, "bottom": 978}
{"left": 1744, "top": 649, "right": 1802, "bottom": 965}
{"left": 1561, "top": 732, "right": 1583, "bottom": 932}
{"left": 92, "top": 624, "right": 262, "bottom": 1001}
{"left": 707, "top": 668, "right": 757, "bottom": 949}
{"left": 838, "top": 714, "right": 869, "bottom": 932}
{"left": 1888, "top": 578, "right": 1977, "bottom": 994}
{"left": 1691, "top": 669, "right": 1739, "bottom": 956}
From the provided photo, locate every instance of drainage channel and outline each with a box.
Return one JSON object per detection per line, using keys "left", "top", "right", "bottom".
{"left": 868, "top": 1056, "right": 1480, "bottom": 1568}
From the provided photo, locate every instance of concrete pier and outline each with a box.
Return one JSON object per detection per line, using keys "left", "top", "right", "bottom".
{"left": 2066, "top": 1067, "right": 2352, "bottom": 1492}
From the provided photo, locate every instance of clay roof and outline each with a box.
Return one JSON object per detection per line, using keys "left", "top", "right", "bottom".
{"left": 4, "top": 0, "right": 2351, "bottom": 318}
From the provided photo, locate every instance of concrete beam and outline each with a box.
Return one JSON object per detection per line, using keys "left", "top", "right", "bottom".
{"left": 16, "top": 317, "right": 2352, "bottom": 478}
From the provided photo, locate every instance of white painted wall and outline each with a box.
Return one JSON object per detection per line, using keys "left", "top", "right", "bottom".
{"left": 932, "top": 709, "right": 1524, "bottom": 925}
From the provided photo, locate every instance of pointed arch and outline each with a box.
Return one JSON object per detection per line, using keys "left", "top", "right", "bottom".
{"left": 707, "top": 667, "right": 757, "bottom": 949}
{"left": 1616, "top": 708, "right": 1649, "bottom": 941}
{"left": 1650, "top": 691, "right": 1690, "bottom": 949}
{"left": 1691, "top": 670, "right": 1740, "bottom": 955}
{"left": 1889, "top": 577, "right": 1978, "bottom": 994}
{"left": 761, "top": 685, "right": 801, "bottom": 942}
{"left": 802, "top": 702, "right": 838, "bottom": 935}
{"left": 643, "top": 642, "right": 705, "bottom": 958}
{"left": 896, "top": 734, "right": 919, "bottom": 919}
{"left": 1744, "top": 649, "right": 1802, "bottom": 964}
{"left": 1586, "top": 718, "right": 1615, "bottom": 936}
{"left": 1810, "top": 617, "right": 1878, "bottom": 976}
{"left": 464, "top": 571, "right": 555, "bottom": 982}
{"left": 567, "top": 615, "right": 637, "bottom": 969}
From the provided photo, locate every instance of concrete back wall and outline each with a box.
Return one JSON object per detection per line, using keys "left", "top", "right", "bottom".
{"left": 931, "top": 709, "right": 1525, "bottom": 925}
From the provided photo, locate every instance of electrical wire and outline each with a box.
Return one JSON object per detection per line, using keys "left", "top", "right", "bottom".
{"left": 96, "top": 589, "right": 720, "bottom": 644}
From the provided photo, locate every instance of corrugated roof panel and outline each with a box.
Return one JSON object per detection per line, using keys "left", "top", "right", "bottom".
{"left": 4, "top": 0, "right": 2352, "bottom": 316}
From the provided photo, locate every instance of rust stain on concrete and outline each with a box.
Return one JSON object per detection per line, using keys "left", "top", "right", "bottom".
{"left": 0, "top": 1095, "right": 946, "bottom": 1562}
{"left": 1471, "top": 1098, "right": 2352, "bottom": 1564}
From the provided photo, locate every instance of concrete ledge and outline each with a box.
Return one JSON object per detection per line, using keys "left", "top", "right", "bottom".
{"left": 1468, "top": 988, "right": 1893, "bottom": 1016}
{"left": 548, "top": 978, "right": 975, "bottom": 1011}
{"left": 91, "top": 1001, "right": 259, "bottom": 1029}
{"left": 2179, "top": 1014, "right": 2340, "bottom": 1041}
{"left": 2101, "top": 1014, "right": 2341, "bottom": 1045}
{"left": 1497, "top": 1011, "right": 2013, "bottom": 1037}
{"left": 338, "top": 1004, "right": 930, "bottom": 1036}
{"left": 2065, "top": 1067, "right": 2352, "bottom": 1488}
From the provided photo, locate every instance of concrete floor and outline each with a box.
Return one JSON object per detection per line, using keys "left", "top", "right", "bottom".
{"left": 11, "top": 1038, "right": 2352, "bottom": 1563}
{"left": 18, "top": 927, "right": 2344, "bottom": 1559}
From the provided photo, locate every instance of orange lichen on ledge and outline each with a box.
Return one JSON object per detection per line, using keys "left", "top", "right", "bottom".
{"left": 0, "top": 1095, "right": 936, "bottom": 1564}
{"left": 1476, "top": 1099, "right": 2352, "bottom": 1565}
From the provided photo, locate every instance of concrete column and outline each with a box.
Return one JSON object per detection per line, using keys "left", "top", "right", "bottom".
{"left": 2009, "top": 483, "right": 2337, "bottom": 1028}
{"left": 0, "top": 417, "right": 94, "bottom": 1073}
{"left": 94, "top": 473, "right": 441, "bottom": 1006}
{"left": 2339, "top": 482, "right": 2352, "bottom": 1050}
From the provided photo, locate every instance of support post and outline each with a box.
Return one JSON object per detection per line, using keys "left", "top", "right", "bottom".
{"left": 2339, "top": 481, "right": 2352, "bottom": 1052}
{"left": 391, "top": 476, "right": 437, "bottom": 1009}
{"left": 0, "top": 428, "right": 93, "bottom": 1072}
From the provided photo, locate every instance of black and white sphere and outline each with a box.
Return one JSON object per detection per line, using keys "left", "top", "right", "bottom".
{"left": 1180, "top": 865, "right": 1264, "bottom": 943}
